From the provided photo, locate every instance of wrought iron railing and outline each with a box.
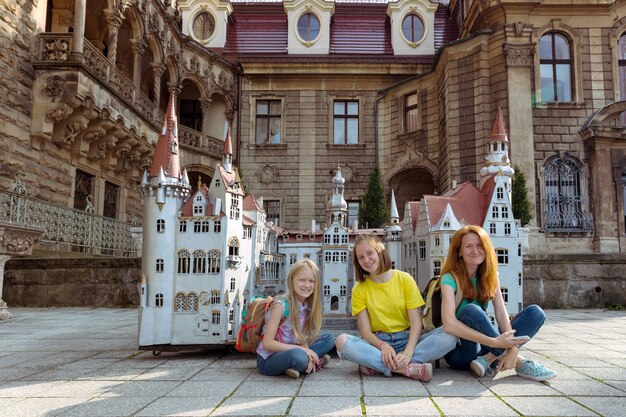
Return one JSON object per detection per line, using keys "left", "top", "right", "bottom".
{"left": 0, "top": 190, "right": 137, "bottom": 257}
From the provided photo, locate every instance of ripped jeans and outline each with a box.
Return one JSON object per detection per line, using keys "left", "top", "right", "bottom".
{"left": 337, "top": 327, "right": 458, "bottom": 377}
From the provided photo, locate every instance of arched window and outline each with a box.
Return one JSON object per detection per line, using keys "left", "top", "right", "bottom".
{"left": 543, "top": 153, "right": 593, "bottom": 232}
{"left": 228, "top": 237, "right": 239, "bottom": 257}
{"left": 155, "top": 293, "right": 164, "bottom": 307}
{"left": 155, "top": 258, "right": 164, "bottom": 272}
{"left": 175, "top": 292, "right": 186, "bottom": 312}
{"left": 208, "top": 250, "right": 221, "bottom": 274}
{"left": 156, "top": 219, "right": 165, "bottom": 232}
{"left": 188, "top": 292, "right": 198, "bottom": 312}
{"left": 539, "top": 32, "right": 572, "bottom": 102}
{"left": 177, "top": 250, "right": 190, "bottom": 273}
{"left": 193, "top": 250, "right": 206, "bottom": 274}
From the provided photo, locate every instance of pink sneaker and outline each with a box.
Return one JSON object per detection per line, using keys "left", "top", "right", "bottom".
{"left": 360, "top": 365, "right": 381, "bottom": 376}
{"left": 403, "top": 362, "right": 432, "bottom": 382}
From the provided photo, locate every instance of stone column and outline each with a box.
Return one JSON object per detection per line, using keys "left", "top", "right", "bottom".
{"left": 130, "top": 39, "right": 146, "bottom": 92}
{"left": 503, "top": 42, "right": 537, "bottom": 227}
{"left": 70, "top": 0, "right": 87, "bottom": 62}
{"left": 0, "top": 255, "right": 11, "bottom": 320}
{"left": 151, "top": 64, "right": 166, "bottom": 107}
{"left": 103, "top": 8, "right": 123, "bottom": 69}
{"left": 199, "top": 97, "right": 212, "bottom": 135}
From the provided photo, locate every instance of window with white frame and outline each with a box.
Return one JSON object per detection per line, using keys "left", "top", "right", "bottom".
{"left": 157, "top": 219, "right": 165, "bottom": 232}
{"left": 208, "top": 250, "right": 221, "bottom": 273}
{"left": 179, "top": 220, "right": 187, "bottom": 233}
{"left": 155, "top": 293, "right": 164, "bottom": 307}
{"left": 496, "top": 249, "right": 509, "bottom": 265}
{"left": 501, "top": 287, "right": 509, "bottom": 303}
{"left": 340, "top": 285, "right": 347, "bottom": 296}
{"left": 492, "top": 206, "right": 499, "bottom": 218}
{"left": 210, "top": 290, "right": 220, "bottom": 304}
{"left": 214, "top": 220, "right": 221, "bottom": 233}
{"left": 175, "top": 293, "right": 186, "bottom": 312}
{"left": 433, "top": 260, "right": 441, "bottom": 276}
{"left": 230, "top": 194, "right": 240, "bottom": 220}
{"left": 490, "top": 223, "right": 496, "bottom": 234}
{"left": 193, "top": 250, "right": 206, "bottom": 274}
{"left": 504, "top": 223, "right": 511, "bottom": 235}
{"left": 194, "top": 221, "right": 202, "bottom": 233}
{"left": 497, "top": 187, "right": 504, "bottom": 200}
{"left": 156, "top": 258, "right": 164, "bottom": 272}
{"left": 502, "top": 206, "right": 509, "bottom": 218}
{"left": 290, "top": 254, "right": 297, "bottom": 265}
{"left": 212, "top": 311, "right": 220, "bottom": 325}
{"left": 324, "top": 285, "right": 330, "bottom": 296}
{"left": 230, "top": 277, "right": 236, "bottom": 291}
{"left": 188, "top": 292, "right": 198, "bottom": 312}
{"left": 418, "top": 240, "right": 426, "bottom": 260}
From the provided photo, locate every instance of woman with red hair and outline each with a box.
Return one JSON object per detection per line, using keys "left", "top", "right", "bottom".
{"left": 441, "top": 225, "right": 556, "bottom": 381}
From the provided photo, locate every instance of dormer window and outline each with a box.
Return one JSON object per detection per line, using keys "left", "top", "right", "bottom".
{"left": 401, "top": 13, "right": 425, "bottom": 46}
{"left": 297, "top": 12, "right": 320, "bottom": 44}
{"left": 215, "top": 179, "right": 221, "bottom": 188}
{"left": 192, "top": 11, "right": 216, "bottom": 43}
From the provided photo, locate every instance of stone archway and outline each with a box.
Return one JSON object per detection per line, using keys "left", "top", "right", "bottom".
{"left": 185, "top": 164, "right": 215, "bottom": 194}
{"left": 388, "top": 167, "right": 435, "bottom": 220}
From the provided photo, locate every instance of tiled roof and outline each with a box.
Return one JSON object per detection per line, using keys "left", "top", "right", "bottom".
{"left": 433, "top": 3, "right": 459, "bottom": 51}
{"left": 224, "top": 3, "right": 288, "bottom": 56}
{"left": 424, "top": 182, "right": 487, "bottom": 228}
{"left": 329, "top": 4, "right": 393, "bottom": 55}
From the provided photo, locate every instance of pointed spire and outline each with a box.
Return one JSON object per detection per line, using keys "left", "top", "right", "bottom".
{"left": 149, "top": 93, "right": 181, "bottom": 178}
{"left": 390, "top": 189, "right": 399, "bottom": 223}
{"left": 182, "top": 168, "right": 189, "bottom": 186}
{"left": 490, "top": 107, "right": 508, "bottom": 143}
{"left": 223, "top": 126, "right": 233, "bottom": 173}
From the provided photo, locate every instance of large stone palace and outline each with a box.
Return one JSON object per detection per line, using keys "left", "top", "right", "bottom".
{"left": 1, "top": 0, "right": 625, "bottom": 308}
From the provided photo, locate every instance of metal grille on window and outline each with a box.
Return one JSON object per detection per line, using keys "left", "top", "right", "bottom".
{"left": 544, "top": 154, "right": 593, "bottom": 232}
{"left": 74, "top": 170, "right": 94, "bottom": 211}
{"left": 103, "top": 182, "right": 119, "bottom": 219}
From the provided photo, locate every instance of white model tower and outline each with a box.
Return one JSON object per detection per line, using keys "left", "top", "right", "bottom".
{"left": 138, "top": 93, "right": 190, "bottom": 347}
{"left": 386, "top": 189, "right": 402, "bottom": 269}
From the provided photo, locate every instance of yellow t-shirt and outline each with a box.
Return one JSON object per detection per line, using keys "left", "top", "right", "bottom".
{"left": 351, "top": 270, "right": 424, "bottom": 333}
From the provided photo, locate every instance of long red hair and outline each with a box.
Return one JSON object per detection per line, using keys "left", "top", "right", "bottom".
{"left": 440, "top": 225, "right": 498, "bottom": 304}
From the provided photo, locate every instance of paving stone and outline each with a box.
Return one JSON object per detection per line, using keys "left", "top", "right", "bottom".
{"left": 502, "top": 396, "right": 601, "bottom": 416}
{"left": 548, "top": 378, "right": 626, "bottom": 396}
{"left": 190, "top": 368, "right": 253, "bottom": 381}
{"left": 573, "top": 396, "right": 626, "bottom": 417}
{"left": 288, "top": 396, "right": 362, "bottom": 416}
{"left": 165, "top": 380, "right": 240, "bottom": 397}
{"left": 481, "top": 378, "right": 561, "bottom": 396}
{"left": 432, "top": 396, "right": 519, "bottom": 416}
{"left": 232, "top": 379, "right": 301, "bottom": 397}
{"left": 0, "top": 380, "right": 67, "bottom": 397}
{"left": 211, "top": 396, "right": 292, "bottom": 416}
{"left": 134, "top": 396, "right": 224, "bottom": 416}
{"left": 362, "top": 377, "right": 429, "bottom": 397}
{"left": 56, "top": 396, "right": 156, "bottom": 417}
{"left": 0, "top": 397, "right": 85, "bottom": 417}
{"left": 426, "top": 380, "right": 495, "bottom": 397}
{"left": 299, "top": 378, "right": 362, "bottom": 396}
{"left": 364, "top": 397, "right": 440, "bottom": 416}
{"left": 99, "top": 380, "right": 182, "bottom": 397}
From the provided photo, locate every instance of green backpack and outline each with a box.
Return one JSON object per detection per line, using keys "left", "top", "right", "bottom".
{"left": 421, "top": 275, "right": 464, "bottom": 332}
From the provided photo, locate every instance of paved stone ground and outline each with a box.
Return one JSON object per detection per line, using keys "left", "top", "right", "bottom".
{"left": 0, "top": 308, "right": 625, "bottom": 417}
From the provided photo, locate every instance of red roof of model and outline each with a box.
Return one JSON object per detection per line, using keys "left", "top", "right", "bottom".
{"left": 424, "top": 182, "right": 487, "bottom": 227}
{"left": 180, "top": 184, "right": 217, "bottom": 217}
{"left": 149, "top": 94, "right": 181, "bottom": 178}
{"left": 490, "top": 107, "right": 508, "bottom": 142}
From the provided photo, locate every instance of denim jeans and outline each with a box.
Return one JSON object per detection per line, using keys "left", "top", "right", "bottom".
{"left": 337, "top": 327, "right": 458, "bottom": 377}
{"left": 444, "top": 304, "right": 546, "bottom": 370}
{"left": 256, "top": 332, "right": 335, "bottom": 376}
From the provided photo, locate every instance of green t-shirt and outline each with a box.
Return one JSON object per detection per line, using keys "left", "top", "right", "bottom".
{"left": 440, "top": 272, "right": 488, "bottom": 317}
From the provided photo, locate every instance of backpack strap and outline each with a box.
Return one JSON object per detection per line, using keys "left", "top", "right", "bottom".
{"left": 450, "top": 274, "right": 465, "bottom": 316}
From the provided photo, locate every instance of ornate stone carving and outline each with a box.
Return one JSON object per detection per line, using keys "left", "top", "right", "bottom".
{"left": 258, "top": 164, "right": 279, "bottom": 185}
{"left": 64, "top": 119, "right": 89, "bottom": 143}
{"left": 44, "top": 75, "right": 67, "bottom": 100}
{"left": 0, "top": 222, "right": 44, "bottom": 256}
{"left": 43, "top": 38, "right": 70, "bottom": 61}
{"left": 44, "top": 104, "right": 73, "bottom": 123}
{"left": 503, "top": 43, "right": 535, "bottom": 68}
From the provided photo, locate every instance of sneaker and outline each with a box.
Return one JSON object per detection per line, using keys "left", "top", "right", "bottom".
{"left": 402, "top": 362, "right": 432, "bottom": 382}
{"left": 470, "top": 355, "right": 490, "bottom": 378}
{"left": 515, "top": 359, "right": 557, "bottom": 382}
{"left": 360, "top": 365, "right": 381, "bottom": 376}
{"left": 284, "top": 368, "right": 300, "bottom": 379}
{"left": 315, "top": 354, "right": 331, "bottom": 371}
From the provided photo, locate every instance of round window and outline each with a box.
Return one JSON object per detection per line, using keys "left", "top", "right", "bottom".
{"left": 297, "top": 12, "right": 320, "bottom": 43}
{"left": 401, "top": 13, "right": 425, "bottom": 44}
{"left": 192, "top": 12, "right": 215, "bottom": 42}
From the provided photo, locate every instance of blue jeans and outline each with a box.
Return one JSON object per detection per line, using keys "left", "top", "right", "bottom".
{"left": 337, "top": 327, "right": 458, "bottom": 377}
{"left": 256, "top": 332, "right": 335, "bottom": 376}
{"left": 444, "top": 304, "right": 546, "bottom": 370}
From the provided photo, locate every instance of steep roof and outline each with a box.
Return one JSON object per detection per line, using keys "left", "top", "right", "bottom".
{"left": 149, "top": 94, "right": 181, "bottom": 178}
{"left": 423, "top": 182, "right": 488, "bottom": 228}
{"left": 329, "top": 4, "right": 393, "bottom": 55}
{"left": 180, "top": 184, "right": 218, "bottom": 217}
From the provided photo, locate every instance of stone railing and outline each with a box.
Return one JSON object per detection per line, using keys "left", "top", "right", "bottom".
{"left": 0, "top": 190, "right": 137, "bottom": 257}
{"left": 178, "top": 125, "right": 224, "bottom": 159}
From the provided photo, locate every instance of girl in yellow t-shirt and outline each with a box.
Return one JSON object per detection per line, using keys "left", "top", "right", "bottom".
{"left": 335, "top": 234, "right": 457, "bottom": 381}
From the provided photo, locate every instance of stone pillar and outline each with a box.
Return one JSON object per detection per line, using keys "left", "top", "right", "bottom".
{"left": 70, "top": 0, "right": 87, "bottom": 62}
{"left": 103, "top": 8, "right": 123, "bottom": 69}
{"left": 503, "top": 41, "right": 537, "bottom": 228}
{"left": 151, "top": 64, "right": 166, "bottom": 107}
{"left": 199, "top": 97, "right": 212, "bottom": 135}
{"left": 130, "top": 39, "right": 146, "bottom": 92}
{"left": 583, "top": 129, "right": 621, "bottom": 252}
{"left": 0, "top": 222, "right": 44, "bottom": 320}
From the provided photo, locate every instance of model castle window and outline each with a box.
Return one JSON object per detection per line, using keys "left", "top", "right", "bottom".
{"left": 157, "top": 219, "right": 165, "bottom": 232}
{"left": 214, "top": 221, "right": 221, "bottom": 232}
{"left": 180, "top": 221, "right": 187, "bottom": 232}
{"left": 210, "top": 290, "right": 220, "bottom": 304}
{"left": 497, "top": 249, "right": 509, "bottom": 264}
{"left": 155, "top": 294, "right": 163, "bottom": 307}
{"left": 156, "top": 259, "right": 164, "bottom": 272}
{"left": 193, "top": 250, "right": 207, "bottom": 274}
{"left": 178, "top": 250, "right": 191, "bottom": 273}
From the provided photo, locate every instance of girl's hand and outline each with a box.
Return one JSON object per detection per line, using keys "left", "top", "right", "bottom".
{"left": 394, "top": 351, "right": 412, "bottom": 369}
{"left": 494, "top": 330, "right": 520, "bottom": 349}
{"left": 301, "top": 347, "right": 319, "bottom": 367}
{"left": 380, "top": 343, "right": 398, "bottom": 369}
{"left": 496, "top": 347, "right": 519, "bottom": 372}
{"left": 306, "top": 357, "right": 316, "bottom": 374}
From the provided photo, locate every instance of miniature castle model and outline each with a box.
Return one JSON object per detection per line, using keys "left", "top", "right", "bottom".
{"left": 407, "top": 108, "right": 524, "bottom": 318}
{"left": 138, "top": 94, "right": 279, "bottom": 349}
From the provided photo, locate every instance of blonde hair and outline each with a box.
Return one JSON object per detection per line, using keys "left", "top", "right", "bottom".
{"left": 440, "top": 225, "right": 498, "bottom": 304}
{"left": 282, "top": 259, "right": 322, "bottom": 343}
{"left": 352, "top": 234, "right": 392, "bottom": 282}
